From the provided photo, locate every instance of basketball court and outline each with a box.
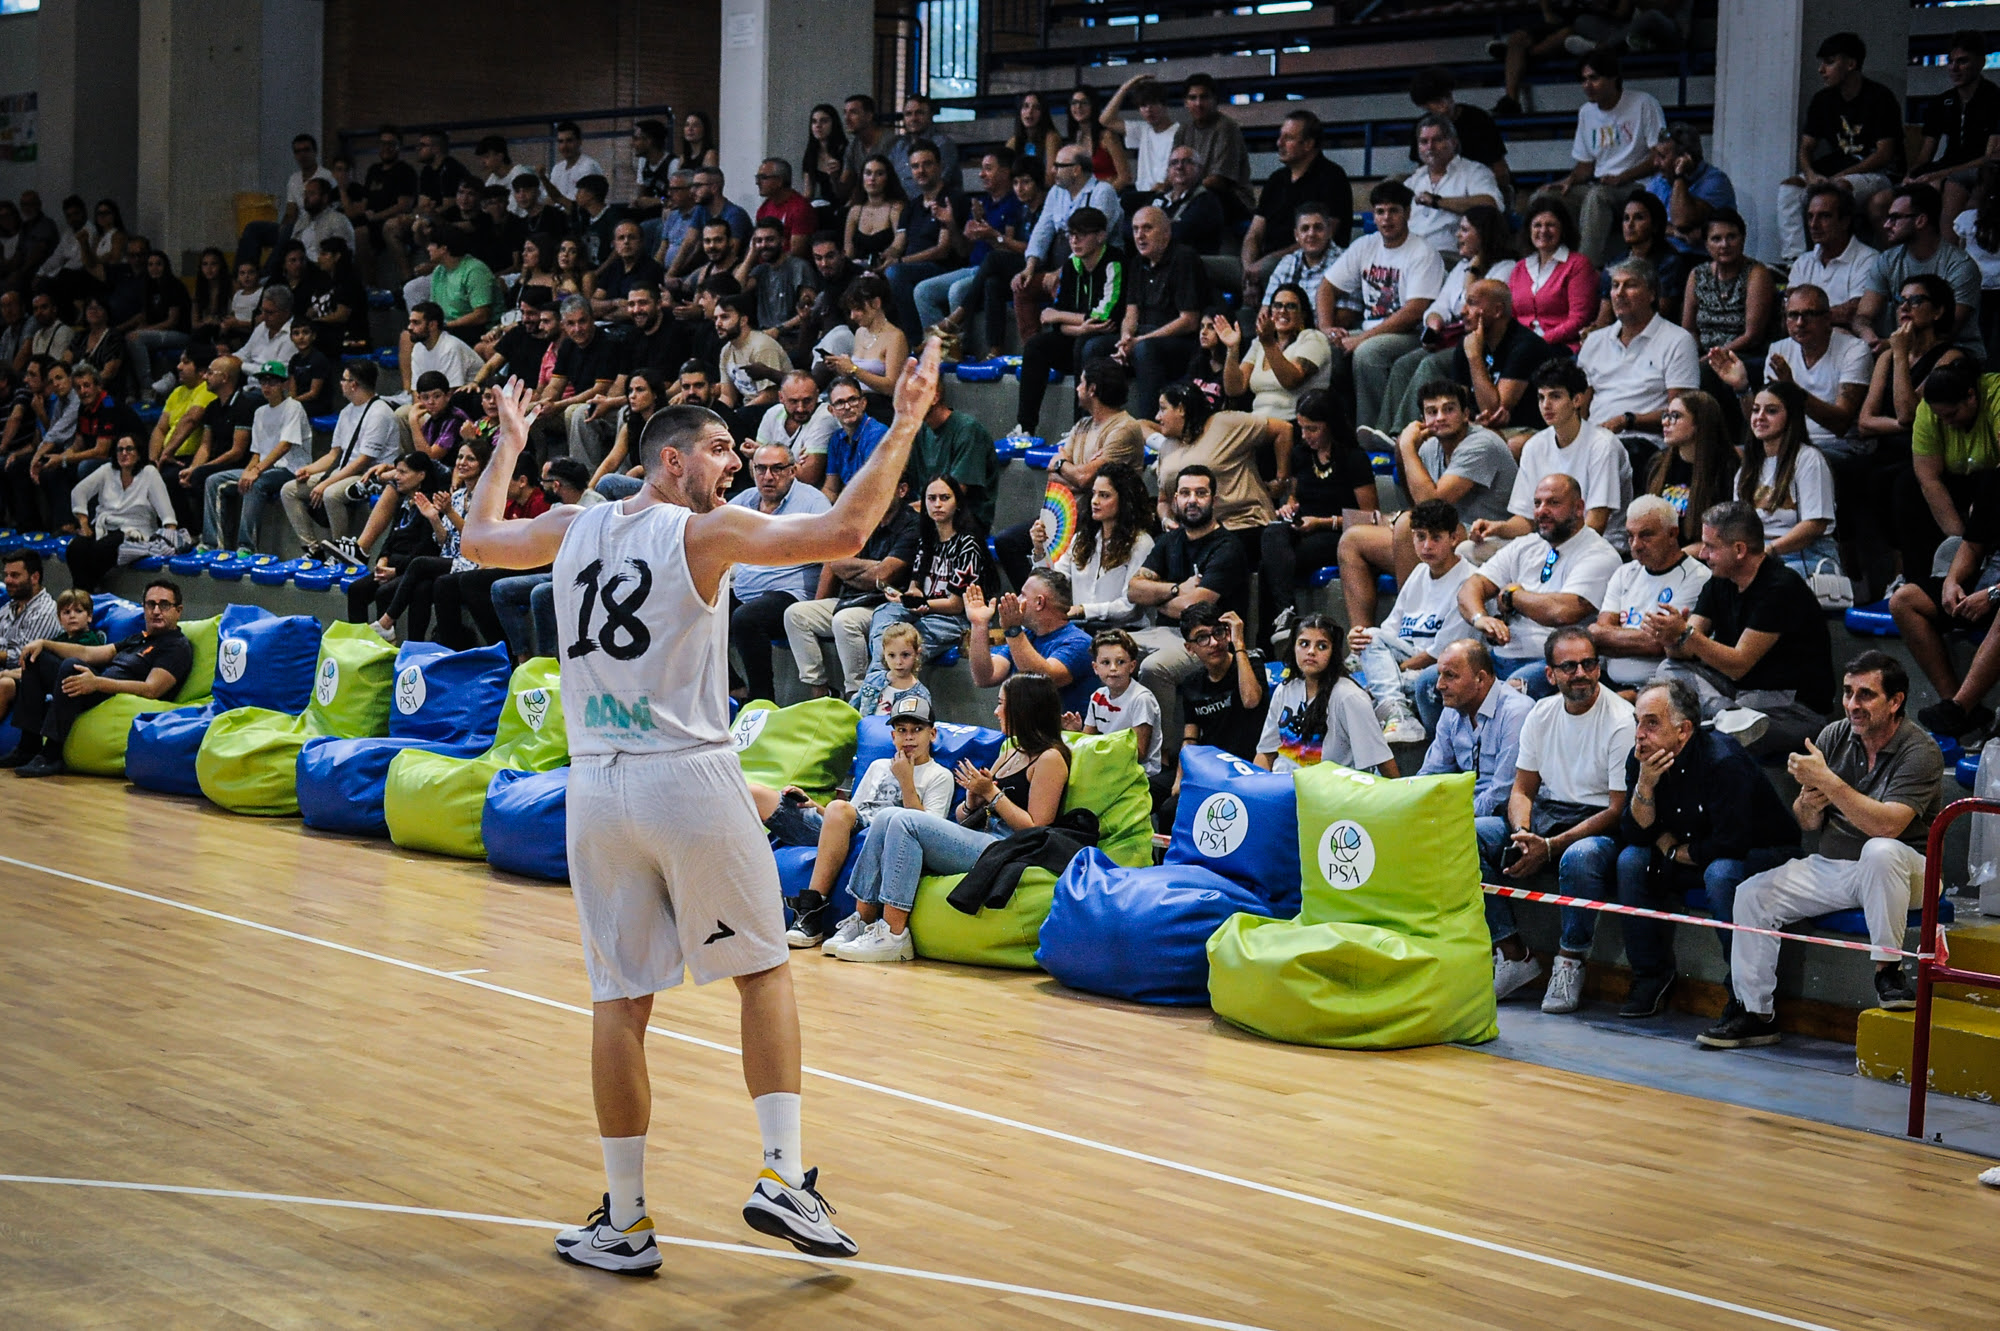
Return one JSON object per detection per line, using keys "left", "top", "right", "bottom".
{"left": 1, "top": 782, "right": 1988, "bottom": 1329}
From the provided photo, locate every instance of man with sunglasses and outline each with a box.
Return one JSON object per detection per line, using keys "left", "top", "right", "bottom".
{"left": 6, "top": 578, "right": 191, "bottom": 778}
{"left": 1492, "top": 625, "right": 1636, "bottom": 1016}
{"left": 1856, "top": 183, "right": 1982, "bottom": 358}
{"left": 1458, "top": 472, "right": 1621, "bottom": 693}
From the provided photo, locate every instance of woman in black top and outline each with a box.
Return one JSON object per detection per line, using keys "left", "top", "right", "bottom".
{"left": 72, "top": 297, "right": 125, "bottom": 390}
{"left": 189, "top": 248, "right": 233, "bottom": 347}
{"left": 123, "top": 250, "right": 191, "bottom": 404}
{"left": 1259, "top": 388, "right": 1377, "bottom": 645}
{"left": 801, "top": 103, "right": 849, "bottom": 213}
{"left": 311, "top": 237, "right": 372, "bottom": 353}
{"left": 276, "top": 241, "right": 328, "bottom": 317}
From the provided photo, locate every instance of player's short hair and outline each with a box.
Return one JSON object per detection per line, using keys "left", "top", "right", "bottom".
{"left": 638, "top": 404, "right": 730, "bottom": 478}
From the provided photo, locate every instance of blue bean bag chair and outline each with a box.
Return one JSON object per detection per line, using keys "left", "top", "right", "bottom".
{"left": 482, "top": 766, "right": 570, "bottom": 880}
{"left": 90, "top": 593, "right": 146, "bottom": 643}
{"left": 1165, "top": 745, "right": 1303, "bottom": 913}
{"left": 127, "top": 608, "right": 324, "bottom": 796}
{"left": 296, "top": 642, "right": 512, "bottom": 837}
{"left": 1037, "top": 849, "right": 1276, "bottom": 1005}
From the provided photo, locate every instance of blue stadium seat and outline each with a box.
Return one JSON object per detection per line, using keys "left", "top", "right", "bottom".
{"left": 1935, "top": 733, "right": 1964, "bottom": 770}
{"left": 1306, "top": 564, "right": 1397, "bottom": 594}
{"left": 1368, "top": 451, "right": 1394, "bottom": 476}
{"left": 1024, "top": 444, "right": 1060, "bottom": 470}
{"left": 954, "top": 359, "right": 1003, "bottom": 383}
{"left": 366, "top": 288, "right": 396, "bottom": 309}
{"left": 310, "top": 413, "right": 341, "bottom": 433}
{"left": 1958, "top": 752, "right": 1981, "bottom": 788}
{"left": 1844, "top": 600, "right": 1898, "bottom": 636}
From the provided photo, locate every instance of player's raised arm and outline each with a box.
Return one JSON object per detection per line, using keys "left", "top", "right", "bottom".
{"left": 462, "top": 377, "right": 582, "bottom": 568}
{"left": 689, "top": 339, "right": 942, "bottom": 574}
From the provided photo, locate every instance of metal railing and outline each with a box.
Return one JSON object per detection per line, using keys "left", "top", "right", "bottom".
{"left": 335, "top": 105, "right": 673, "bottom": 201}
{"left": 1908, "top": 797, "right": 2000, "bottom": 1139}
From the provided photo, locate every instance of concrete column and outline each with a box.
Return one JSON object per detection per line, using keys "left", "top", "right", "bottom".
{"left": 26, "top": 0, "right": 140, "bottom": 210}
{"left": 717, "top": 0, "right": 874, "bottom": 215}
{"left": 1714, "top": 0, "right": 1908, "bottom": 262}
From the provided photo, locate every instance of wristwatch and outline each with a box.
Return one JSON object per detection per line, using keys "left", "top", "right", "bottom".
{"left": 1620, "top": 411, "right": 1637, "bottom": 433}
{"left": 1004, "top": 624, "right": 1026, "bottom": 638}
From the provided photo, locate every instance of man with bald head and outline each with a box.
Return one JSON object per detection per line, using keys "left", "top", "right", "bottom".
{"left": 754, "top": 369, "right": 834, "bottom": 489}
{"left": 729, "top": 441, "right": 832, "bottom": 703}
{"left": 1103, "top": 204, "right": 1207, "bottom": 419}
{"left": 1458, "top": 472, "right": 1624, "bottom": 691}
{"left": 1385, "top": 276, "right": 1553, "bottom": 434}
{"left": 161, "top": 355, "right": 255, "bottom": 529}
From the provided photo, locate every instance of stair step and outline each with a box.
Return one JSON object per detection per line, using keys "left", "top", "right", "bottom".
{"left": 1857, "top": 997, "right": 2000, "bottom": 1101}
{"left": 1938, "top": 921, "right": 2000, "bottom": 1007}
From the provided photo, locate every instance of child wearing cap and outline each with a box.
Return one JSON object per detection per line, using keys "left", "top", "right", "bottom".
{"left": 204, "top": 361, "right": 312, "bottom": 553}
{"left": 751, "top": 692, "right": 954, "bottom": 949}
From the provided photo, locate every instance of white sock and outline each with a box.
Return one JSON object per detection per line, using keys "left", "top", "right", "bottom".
{"left": 753, "top": 1092, "right": 805, "bottom": 1187}
{"left": 601, "top": 1134, "right": 647, "bottom": 1229}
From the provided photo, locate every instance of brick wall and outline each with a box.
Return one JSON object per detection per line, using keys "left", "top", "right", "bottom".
{"left": 321, "top": 0, "right": 719, "bottom": 196}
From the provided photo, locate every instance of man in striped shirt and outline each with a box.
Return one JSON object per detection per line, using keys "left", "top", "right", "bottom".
{"left": 1, "top": 546, "right": 60, "bottom": 718}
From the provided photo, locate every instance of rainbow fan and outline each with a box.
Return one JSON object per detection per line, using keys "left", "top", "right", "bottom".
{"left": 1039, "top": 480, "right": 1080, "bottom": 565}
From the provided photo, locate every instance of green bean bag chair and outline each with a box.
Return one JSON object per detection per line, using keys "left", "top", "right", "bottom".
{"left": 383, "top": 657, "right": 566, "bottom": 859}
{"left": 1205, "top": 764, "right": 1499, "bottom": 1050}
{"left": 910, "top": 728, "right": 1154, "bottom": 970}
{"left": 729, "top": 696, "right": 859, "bottom": 803}
{"left": 62, "top": 613, "right": 225, "bottom": 777}
{"left": 195, "top": 622, "right": 399, "bottom": 816}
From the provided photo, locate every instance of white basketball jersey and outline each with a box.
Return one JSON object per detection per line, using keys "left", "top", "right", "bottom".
{"left": 553, "top": 500, "right": 733, "bottom": 758}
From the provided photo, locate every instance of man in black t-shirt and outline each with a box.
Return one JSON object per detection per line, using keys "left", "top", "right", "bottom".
{"left": 1110, "top": 207, "right": 1208, "bottom": 420}
{"left": 1127, "top": 464, "right": 1250, "bottom": 699}
{"left": 1912, "top": 30, "right": 2000, "bottom": 222}
{"left": 529, "top": 297, "right": 628, "bottom": 463}
{"left": 287, "top": 322, "right": 339, "bottom": 417}
{"left": 1644, "top": 501, "right": 1832, "bottom": 758}
{"left": 1445, "top": 279, "right": 1553, "bottom": 437}
{"left": 359, "top": 127, "right": 419, "bottom": 276}
{"left": 6, "top": 578, "right": 193, "bottom": 776}
{"left": 1241, "top": 110, "right": 1352, "bottom": 305}
{"left": 476, "top": 288, "right": 557, "bottom": 390}
{"left": 1174, "top": 601, "right": 1267, "bottom": 775}
{"left": 1778, "top": 33, "right": 1905, "bottom": 257}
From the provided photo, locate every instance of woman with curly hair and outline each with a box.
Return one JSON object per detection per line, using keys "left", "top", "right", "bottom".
{"left": 1035, "top": 459, "right": 1157, "bottom": 632}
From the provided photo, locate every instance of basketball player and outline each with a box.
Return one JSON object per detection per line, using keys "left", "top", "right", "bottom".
{"left": 462, "top": 342, "right": 942, "bottom": 1273}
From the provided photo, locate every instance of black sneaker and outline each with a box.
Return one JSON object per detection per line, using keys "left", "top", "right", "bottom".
{"left": 16, "top": 753, "right": 65, "bottom": 778}
{"left": 1918, "top": 698, "right": 1992, "bottom": 739}
{"left": 1874, "top": 965, "right": 1917, "bottom": 1011}
{"left": 0, "top": 742, "right": 38, "bottom": 769}
{"left": 1618, "top": 971, "right": 1676, "bottom": 1019}
{"left": 1696, "top": 1007, "right": 1780, "bottom": 1049}
{"left": 785, "top": 892, "right": 830, "bottom": 948}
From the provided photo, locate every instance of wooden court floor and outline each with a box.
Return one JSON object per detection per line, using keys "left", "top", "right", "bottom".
{"left": 1, "top": 779, "right": 1992, "bottom": 1330}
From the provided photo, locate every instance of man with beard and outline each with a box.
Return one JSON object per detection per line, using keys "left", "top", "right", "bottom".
{"left": 1458, "top": 472, "right": 1621, "bottom": 691}
{"left": 1126, "top": 465, "right": 1250, "bottom": 699}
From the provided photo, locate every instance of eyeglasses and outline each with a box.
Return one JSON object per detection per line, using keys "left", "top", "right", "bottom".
{"left": 1538, "top": 548, "right": 1561, "bottom": 583}
{"left": 1899, "top": 293, "right": 1935, "bottom": 307}
{"left": 751, "top": 462, "right": 794, "bottom": 474}
{"left": 1659, "top": 408, "right": 1686, "bottom": 422}
{"left": 1549, "top": 657, "right": 1601, "bottom": 675}
{"left": 1186, "top": 630, "right": 1225, "bottom": 646}
{"left": 142, "top": 599, "right": 178, "bottom": 611}
{"left": 1270, "top": 301, "right": 1304, "bottom": 312}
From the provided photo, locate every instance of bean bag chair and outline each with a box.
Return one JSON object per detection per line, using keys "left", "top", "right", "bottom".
{"left": 383, "top": 657, "right": 566, "bottom": 859}
{"left": 194, "top": 621, "right": 399, "bottom": 815}
{"left": 90, "top": 594, "right": 146, "bottom": 643}
{"left": 1036, "top": 849, "right": 1276, "bottom": 1005}
{"left": 482, "top": 765, "right": 571, "bottom": 880}
{"left": 296, "top": 642, "right": 512, "bottom": 836}
{"left": 127, "top": 610, "right": 323, "bottom": 796}
{"left": 909, "top": 727, "right": 1154, "bottom": 970}
{"left": 63, "top": 611, "right": 226, "bottom": 777}
{"left": 1206, "top": 765, "right": 1499, "bottom": 1050}
{"left": 731, "top": 696, "right": 859, "bottom": 802}
{"left": 1164, "top": 744, "right": 1303, "bottom": 913}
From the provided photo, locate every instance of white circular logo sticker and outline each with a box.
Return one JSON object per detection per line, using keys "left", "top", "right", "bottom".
{"left": 1192, "top": 791, "right": 1250, "bottom": 858}
{"left": 730, "top": 707, "right": 771, "bottom": 751}
{"left": 313, "top": 656, "right": 340, "bottom": 706}
{"left": 518, "top": 687, "right": 550, "bottom": 732}
{"left": 217, "top": 637, "right": 248, "bottom": 684}
{"left": 1316, "top": 819, "right": 1376, "bottom": 890}
{"left": 394, "top": 664, "right": 427, "bottom": 715}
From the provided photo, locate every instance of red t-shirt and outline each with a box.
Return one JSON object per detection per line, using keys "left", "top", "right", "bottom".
{"left": 756, "top": 191, "right": 816, "bottom": 243}
{"left": 506, "top": 488, "right": 552, "bottom": 520}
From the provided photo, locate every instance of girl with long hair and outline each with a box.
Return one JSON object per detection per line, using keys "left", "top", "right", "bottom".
{"left": 1008, "top": 91, "right": 1064, "bottom": 186}
{"left": 516, "top": 235, "right": 560, "bottom": 294}
{"left": 589, "top": 368, "right": 665, "bottom": 498}
{"left": 822, "top": 272, "right": 907, "bottom": 400}
{"left": 311, "top": 236, "right": 371, "bottom": 352}
{"left": 1254, "top": 612, "right": 1397, "bottom": 775}
{"left": 1647, "top": 389, "right": 1735, "bottom": 546}
{"left": 844, "top": 155, "right": 906, "bottom": 270}
{"left": 554, "top": 238, "right": 593, "bottom": 300}
{"left": 1736, "top": 380, "right": 1838, "bottom": 574}
{"left": 189, "top": 247, "right": 232, "bottom": 344}
{"left": 1037, "top": 460, "right": 1157, "bottom": 632}
{"left": 801, "top": 102, "right": 850, "bottom": 208}
{"left": 829, "top": 672, "right": 1073, "bottom": 963}
{"left": 1859, "top": 272, "right": 1969, "bottom": 438}
{"left": 1064, "top": 86, "right": 1130, "bottom": 190}
{"left": 868, "top": 473, "right": 992, "bottom": 666}
{"left": 124, "top": 250, "right": 191, "bottom": 403}
{"left": 1260, "top": 388, "right": 1376, "bottom": 641}
{"left": 361, "top": 440, "right": 490, "bottom": 643}
{"left": 677, "top": 110, "right": 719, "bottom": 172}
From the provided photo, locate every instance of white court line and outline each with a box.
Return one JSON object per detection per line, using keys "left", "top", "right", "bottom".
{"left": 0, "top": 853, "right": 1843, "bottom": 1331}
{"left": 0, "top": 1175, "right": 1273, "bottom": 1331}
{"left": 447, "top": 968, "right": 490, "bottom": 976}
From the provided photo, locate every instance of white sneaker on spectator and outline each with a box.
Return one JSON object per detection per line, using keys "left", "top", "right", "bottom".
{"left": 835, "top": 919, "right": 913, "bottom": 963}
{"left": 820, "top": 913, "right": 867, "bottom": 957}
{"left": 1492, "top": 949, "right": 1543, "bottom": 1000}
{"left": 1712, "top": 708, "right": 1768, "bottom": 748}
{"left": 1980, "top": 1165, "right": 2000, "bottom": 1188}
{"left": 1381, "top": 700, "right": 1426, "bottom": 746}
{"left": 1541, "top": 955, "right": 1586, "bottom": 1014}
{"left": 1355, "top": 426, "right": 1397, "bottom": 455}
{"left": 1562, "top": 33, "right": 1595, "bottom": 56}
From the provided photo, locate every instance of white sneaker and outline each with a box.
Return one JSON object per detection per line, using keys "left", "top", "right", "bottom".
{"left": 1979, "top": 1166, "right": 2000, "bottom": 1188}
{"left": 1541, "top": 955, "right": 1587, "bottom": 1014}
{"left": 1712, "top": 707, "right": 1768, "bottom": 748}
{"left": 835, "top": 918, "right": 913, "bottom": 962}
{"left": 742, "top": 1166, "right": 858, "bottom": 1257}
{"left": 1381, "top": 702, "right": 1426, "bottom": 746}
{"left": 554, "top": 1194, "right": 663, "bottom": 1274}
{"left": 1492, "top": 949, "right": 1544, "bottom": 1001}
{"left": 1355, "top": 425, "right": 1397, "bottom": 455}
{"left": 820, "top": 912, "right": 867, "bottom": 957}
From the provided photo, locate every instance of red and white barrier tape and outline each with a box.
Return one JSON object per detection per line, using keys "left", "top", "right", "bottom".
{"left": 1481, "top": 883, "right": 1941, "bottom": 962}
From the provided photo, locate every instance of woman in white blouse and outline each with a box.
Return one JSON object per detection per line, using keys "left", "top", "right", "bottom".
{"left": 1735, "top": 380, "right": 1838, "bottom": 576}
{"left": 66, "top": 433, "right": 180, "bottom": 591}
{"left": 1032, "top": 460, "right": 1157, "bottom": 632}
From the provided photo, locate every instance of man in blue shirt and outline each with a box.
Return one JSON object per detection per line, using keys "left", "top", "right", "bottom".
{"left": 966, "top": 569, "right": 1096, "bottom": 715}
{"left": 822, "top": 375, "right": 889, "bottom": 500}
{"left": 913, "top": 148, "right": 1026, "bottom": 344}
{"left": 667, "top": 166, "right": 753, "bottom": 283}
{"left": 1642, "top": 125, "right": 1736, "bottom": 247}
{"left": 730, "top": 443, "right": 832, "bottom": 703}
{"left": 1415, "top": 637, "right": 1533, "bottom": 989}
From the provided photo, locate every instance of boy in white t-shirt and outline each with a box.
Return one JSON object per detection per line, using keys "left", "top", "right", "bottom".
{"left": 760, "top": 693, "right": 955, "bottom": 948}
{"left": 1348, "top": 498, "right": 1474, "bottom": 744}
{"left": 1473, "top": 358, "right": 1632, "bottom": 553}
{"left": 1320, "top": 180, "right": 1447, "bottom": 431}
{"left": 1066, "top": 629, "right": 1163, "bottom": 775}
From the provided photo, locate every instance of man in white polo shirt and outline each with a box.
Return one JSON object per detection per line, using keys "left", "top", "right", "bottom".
{"left": 1458, "top": 472, "right": 1623, "bottom": 691}
{"left": 1403, "top": 113, "right": 1501, "bottom": 259}
{"left": 1577, "top": 256, "right": 1700, "bottom": 452}
{"left": 1785, "top": 183, "right": 1878, "bottom": 327}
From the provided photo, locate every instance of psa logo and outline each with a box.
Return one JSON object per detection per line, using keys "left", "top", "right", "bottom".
{"left": 518, "top": 687, "right": 551, "bottom": 731}
{"left": 730, "top": 707, "right": 771, "bottom": 751}
{"left": 217, "top": 637, "right": 248, "bottom": 684}
{"left": 313, "top": 657, "right": 340, "bottom": 706}
{"left": 394, "top": 664, "right": 427, "bottom": 715}
{"left": 1316, "top": 819, "right": 1376, "bottom": 890}
{"left": 1191, "top": 792, "right": 1249, "bottom": 857}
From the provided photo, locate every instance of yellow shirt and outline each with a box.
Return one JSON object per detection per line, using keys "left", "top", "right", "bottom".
{"left": 161, "top": 382, "right": 219, "bottom": 459}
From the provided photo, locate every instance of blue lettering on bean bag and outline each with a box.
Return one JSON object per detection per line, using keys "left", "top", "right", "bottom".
{"left": 1165, "top": 744, "right": 1302, "bottom": 912}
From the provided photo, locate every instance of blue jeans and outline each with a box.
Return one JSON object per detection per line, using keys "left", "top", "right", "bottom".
{"left": 913, "top": 269, "right": 979, "bottom": 338}
{"left": 1777, "top": 536, "right": 1841, "bottom": 581}
{"left": 1614, "top": 843, "right": 1787, "bottom": 977}
{"left": 866, "top": 603, "right": 965, "bottom": 665}
{"left": 1482, "top": 829, "right": 1616, "bottom": 952}
{"left": 846, "top": 805, "right": 999, "bottom": 911}
{"left": 885, "top": 260, "right": 954, "bottom": 344}
{"left": 201, "top": 466, "right": 293, "bottom": 549}
{"left": 597, "top": 474, "right": 642, "bottom": 500}
{"left": 1497, "top": 654, "right": 1555, "bottom": 700}
{"left": 491, "top": 572, "right": 556, "bottom": 658}
{"left": 1356, "top": 635, "right": 1444, "bottom": 734}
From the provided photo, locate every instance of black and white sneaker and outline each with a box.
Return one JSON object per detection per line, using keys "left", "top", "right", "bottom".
{"left": 1874, "top": 965, "right": 1917, "bottom": 1011}
{"left": 554, "top": 1193, "right": 663, "bottom": 1274}
{"left": 785, "top": 893, "right": 830, "bottom": 948}
{"left": 1696, "top": 1007, "right": 1781, "bottom": 1049}
{"left": 742, "top": 1167, "right": 857, "bottom": 1258}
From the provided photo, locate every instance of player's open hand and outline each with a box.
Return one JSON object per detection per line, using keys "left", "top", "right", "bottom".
{"left": 893, "top": 337, "right": 944, "bottom": 422}
{"left": 493, "top": 377, "right": 538, "bottom": 455}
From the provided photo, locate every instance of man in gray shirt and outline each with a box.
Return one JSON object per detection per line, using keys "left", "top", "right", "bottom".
{"left": 1700, "top": 650, "right": 1938, "bottom": 1049}
{"left": 1856, "top": 183, "right": 1983, "bottom": 357}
